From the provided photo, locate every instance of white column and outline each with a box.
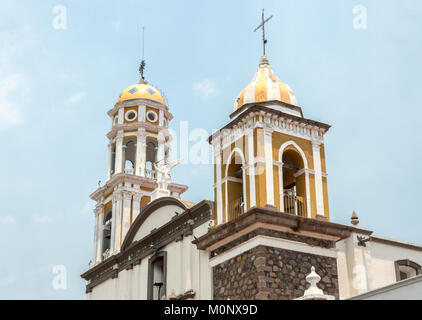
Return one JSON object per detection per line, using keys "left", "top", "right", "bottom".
{"left": 184, "top": 233, "right": 193, "bottom": 292}
{"left": 158, "top": 109, "right": 164, "bottom": 127}
{"left": 107, "top": 143, "right": 113, "bottom": 180}
{"left": 115, "top": 131, "right": 124, "bottom": 174}
{"left": 214, "top": 141, "right": 223, "bottom": 224}
{"left": 95, "top": 205, "right": 104, "bottom": 263}
{"left": 312, "top": 141, "right": 325, "bottom": 216}
{"left": 242, "top": 165, "right": 248, "bottom": 212}
{"left": 110, "top": 194, "right": 117, "bottom": 253}
{"left": 113, "top": 192, "right": 123, "bottom": 252}
{"left": 278, "top": 164, "right": 284, "bottom": 212}
{"left": 93, "top": 206, "right": 99, "bottom": 263}
{"left": 121, "top": 191, "right": 132, "bottom": 244}
{"left": 264, "top": 128, "right": 274, "bottom": 206}
{"left": 305, "top": 171, "right": 312, "bottom": 218}
{"left": 138, "top": 105, "right": 146, "bottom": 122}
{"left": 247, "top": 129, "right": 256, "bottom": 208}
{"left": 132, "top": 193, "right": 142, "bottom": 222}
{"left": 136, "top": 128, "right": 147, "bottom": 176}
{"left": 118, "top": 107, "right": 124, "bottom": 125}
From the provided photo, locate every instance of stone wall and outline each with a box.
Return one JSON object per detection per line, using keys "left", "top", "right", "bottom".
{"left": 213, "top": 245, "right": 338, "bottom": 300}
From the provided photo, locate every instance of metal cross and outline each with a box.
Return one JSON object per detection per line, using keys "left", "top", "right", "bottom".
{"left": 139, "top": 26, "right": 146, "bottom": 80}
{"left": 254, "top": 9, "right": 273, "bottom": 57}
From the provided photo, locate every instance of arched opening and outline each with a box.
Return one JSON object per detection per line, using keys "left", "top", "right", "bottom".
{"left": 147, "top": 252, "right": 167, "bottom": 300}
{"left": 282, "top": 147, "right": 307, "bottom": 216}
{"left": 102, "top": 210, "right": 112, "bottom": 260}
{"left": 226, "top": 151, "right": 245, "bottom": 222}
{"left": 123, "top": 139, "right": 136, "bottom": 174}
{"left": 395, "top": 259, "right": 421, "bottom": 281}
{"left": 145, "top": 140, "right": 157, "bottom": 179}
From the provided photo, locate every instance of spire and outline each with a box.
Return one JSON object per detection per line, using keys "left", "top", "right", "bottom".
{"left": 138, "top": 26, "right": 147, "bottom": 84}
{"left": 254, "top": 9, "right": 273, "bottom": 58}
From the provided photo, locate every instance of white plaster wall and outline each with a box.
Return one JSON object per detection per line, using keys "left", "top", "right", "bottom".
{"left": 90, "top": 277, "right": 117, "bottom": 300}
{"left": 87, "top": 220, "right": 212, "bottom": 300}
{"left": 367, "top": 241, "right": 422, "bottom": 290}
{"left": 337, "top": 232, "right": 422, "bottom": 299}
{"left": 133, "top": 205, "right": 184, "bottom": 242}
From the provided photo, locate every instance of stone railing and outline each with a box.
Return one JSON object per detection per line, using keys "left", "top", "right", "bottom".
{"left": 145, "top": 169, "right": 156, "bottom": 180}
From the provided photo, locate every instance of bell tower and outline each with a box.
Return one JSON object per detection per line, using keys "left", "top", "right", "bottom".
{"left": 197, "top": 55, "right": 342, "bottom": 301}
{"left": 89, "top": 62, "right": 187, "bottom": 266}
{"left": 210, "top": 56, "right": 330, "bottom": 225}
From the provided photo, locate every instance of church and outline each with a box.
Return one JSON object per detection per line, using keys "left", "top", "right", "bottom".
{"left": 81, "top": 17, "right": 422, "bottom": 300}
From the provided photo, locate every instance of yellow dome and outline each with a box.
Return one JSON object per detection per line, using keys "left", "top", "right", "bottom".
{"left": 117, "top": 82, "right": 166, "bottom": 105}
{"left": 234, "top": 56, "right": 298, "bottom": 110}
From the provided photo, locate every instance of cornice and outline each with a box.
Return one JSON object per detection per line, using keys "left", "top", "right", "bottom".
{"left": 193, "top": 206, "right": 372, "bottom": 251}
{"left": 108, "top": 99, "right": 172, "bottom": 120}
{"left": 209, "top": 103, "right": 330, "bottom": 144}
{"left": 90, "top": 173, "right": 188, "bottom": 202}
{"left": 106, "top": 122, "right": 166, "bottom": 140}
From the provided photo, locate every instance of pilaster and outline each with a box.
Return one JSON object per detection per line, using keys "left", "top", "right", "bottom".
{"left": 312, "top": 141, "right": 325, "bottom": 216}
{"left": 263, "top": 127, "right": 274, "bottom": 206}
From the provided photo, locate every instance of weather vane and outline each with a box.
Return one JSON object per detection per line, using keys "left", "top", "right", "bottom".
{"left": 254, "top": 9, "right": 273, "bottom": 57}
{"left": 139, "top": 26, "right": 146, "bottom": 81}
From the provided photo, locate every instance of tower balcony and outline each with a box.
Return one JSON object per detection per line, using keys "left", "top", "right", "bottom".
{"left": 228, "top": 196, "right": 245, "bottom": 221}
{"left": 283, "top": 190, "right": 304, "bottom": 217}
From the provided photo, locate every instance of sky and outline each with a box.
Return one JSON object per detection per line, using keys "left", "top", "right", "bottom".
{"left": 0, "top": 0, "right": 421, "bottom": 299}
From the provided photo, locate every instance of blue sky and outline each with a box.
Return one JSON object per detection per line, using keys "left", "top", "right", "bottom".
{"left": 0, "top": 0, "right": 421, "bottom": 299}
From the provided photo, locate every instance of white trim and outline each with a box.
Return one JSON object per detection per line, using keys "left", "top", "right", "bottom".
{"left": 278, "top": 165, "right": 284, "bottom": 212}
{"left": 312, "top": 141, "right": 325, "bottom": 216}
{"left": 305, "top": 171, "right": 312, "bottom": 218}
{"left": 209, "top": 235, "right": 337, "bottom": 267}
{"left": 278, "top": 140, "right": 309, "bottom": 169}
{"left": 247, "top": 129, "right": 256, "bottom": 208}
{"left": 215, "top": 152, "right": 223, "bottom": 224}
{"left": 264, "top": 128, "right": 274, "bottom": 206}
{"left": 146, "top": 110, "right": 158, "bottom": 123}
{"left": 124, "top": 110, "right": 137, "bottom": 122}
{"left": 118, "top": 108, "right": 124, "bottom": 125}
{"left": 158, "top": 109, "right": 164, "bottom": 127}
{"left": 138, "top": 105, "right": 146, "bottom": 122}
{"left": 278, "top": 140, "right": 311, "bottom": 217}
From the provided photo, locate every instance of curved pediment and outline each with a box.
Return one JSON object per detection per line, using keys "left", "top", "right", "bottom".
{"left": 121, "top": 197, "right": 188, "bottom": 250}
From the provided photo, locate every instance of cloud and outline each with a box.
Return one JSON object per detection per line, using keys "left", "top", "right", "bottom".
{"left": 67, "top": 91, "right": 86, "bottom": 104}
{"left": 0, "top": 216, "right": 15, "bottom": 224}
{"left": 0, "top": 73, "right": 24, "bottom": 131}
{"left": 32, "top": 215, "right": 53, "bottom": 224}
{"left": 193, "top": 79, "right": 219, "bottom": 99}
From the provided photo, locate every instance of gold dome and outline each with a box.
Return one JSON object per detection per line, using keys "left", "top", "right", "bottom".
{"left": 117, "top": 82, "right": 165, "bottom": 105}
{"left": 234, "top": 56, "right": 298, "bottom": 110}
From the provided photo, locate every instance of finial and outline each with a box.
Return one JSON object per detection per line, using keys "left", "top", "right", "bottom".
{"left": 254, "top": 9, "right": 273, "bottom": 57}
{"left": 295, "top": 266, "right": 335, "bottom": 300}
{"left": 259, "top": 55, "right": 270, "bottom": 66}
{"left": 351, "top": 210, "right": 359, "bottom": 225}
{"left": 138, "top": 26, "right": 147, "bottom": 83}
{"left": 304, "top": 266, "right": 324, "bottom": 296}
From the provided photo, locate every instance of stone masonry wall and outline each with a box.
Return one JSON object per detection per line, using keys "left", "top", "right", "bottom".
{"left": 213, "top": 245, "right": 338, "bottom": 300}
